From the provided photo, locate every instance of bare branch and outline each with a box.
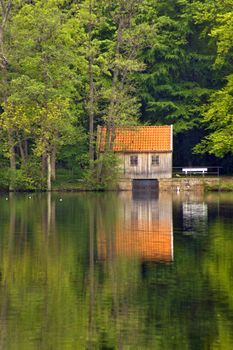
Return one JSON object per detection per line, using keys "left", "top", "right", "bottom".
{"left": 0, "top": 0, "right": 12, "bottom": 27}
{"left": 5, "top": 0, "right": 12, "bottom": 21}
{"left": 0, "top": 0, "right": 6, "bottom": 16}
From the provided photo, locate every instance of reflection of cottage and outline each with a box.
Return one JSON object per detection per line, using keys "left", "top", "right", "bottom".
{"left": 97, "top": 126, "right": 173, "bottom": 189}
{"left": 98, "top": 193, "right": 173, "bottom": 262}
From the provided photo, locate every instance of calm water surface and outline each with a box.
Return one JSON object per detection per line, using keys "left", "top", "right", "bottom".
{"left": 0, "top": 191, "right": 233, "bottom": 349}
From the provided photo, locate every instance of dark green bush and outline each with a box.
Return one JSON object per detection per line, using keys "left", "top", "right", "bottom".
{"left": 7, "top": 158, "right": 46, "bottom": 191}
{"left": 84, "top": 152, "right": 120, "bottom": 190}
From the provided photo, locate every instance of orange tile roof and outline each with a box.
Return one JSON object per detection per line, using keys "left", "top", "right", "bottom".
{"left": 98, "top": 125, "right": 172, "bottom": 152}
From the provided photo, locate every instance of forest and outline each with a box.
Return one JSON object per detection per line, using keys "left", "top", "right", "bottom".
{"left": 0, "top": 0, "right": 233, "bottom": 190}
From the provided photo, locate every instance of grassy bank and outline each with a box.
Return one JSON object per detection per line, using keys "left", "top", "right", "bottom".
{"left": 204, "top": 177, "right": 233, "bottom": 192}
{"left": 51, "top": 169, "right": 87, "bottom": 191}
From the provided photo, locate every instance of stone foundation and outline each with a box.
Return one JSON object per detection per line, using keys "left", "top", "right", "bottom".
{"left": 159, "top": 178, "right": 221, "bottom": 192}
{"left": 118, "top": 179, "right": 132, "bottom": 191}
{"left": 118, "top": 177, "right": 222, "bottom": 192}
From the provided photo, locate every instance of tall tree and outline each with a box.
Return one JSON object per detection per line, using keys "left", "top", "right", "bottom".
{"left": 137, "top": 0, "right": 216, "bottom": 133}
{"left": 0, "top": 0, "right": 16, "bottom": 187}
{"left": 193, "top": 0, "right": 233, "bottom": 157}
{"left": 0, "top": 0, "right": 11, "bottom": 94}
{"left": 78, "top": 0, "right": 105, "bottom": 162}
{"left": 101, "top": 0, "right": 155, "bottom": 150}
{"left": 1, "top": 0, "right": 86, "bottom": 189}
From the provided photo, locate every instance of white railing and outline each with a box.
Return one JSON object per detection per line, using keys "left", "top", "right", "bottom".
{"left": 173, "top": 166, "right": 221, "bottom": 177}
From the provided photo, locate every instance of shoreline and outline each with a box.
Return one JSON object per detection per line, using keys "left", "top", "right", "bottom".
{"left": 0, "top": 176, "right": 233, "bottom": 193}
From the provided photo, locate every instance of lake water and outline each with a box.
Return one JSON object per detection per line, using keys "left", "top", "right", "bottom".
{"left": 0, "top": 191, "right": 233, "bottom": 349}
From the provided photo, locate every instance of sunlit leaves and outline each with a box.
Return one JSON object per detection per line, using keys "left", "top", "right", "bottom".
{"left": 34, "top": 98, "right": 78, "bottom": 156}
{"left": 194, "top": 74, "right": 233, "bottom": 156}
{"left": 193, "top": 1, "right": 233, "bottom": 157}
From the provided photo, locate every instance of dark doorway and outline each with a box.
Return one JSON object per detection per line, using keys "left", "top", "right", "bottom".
{"left": 133, "top": 179, "right": 159, "bottom": 192}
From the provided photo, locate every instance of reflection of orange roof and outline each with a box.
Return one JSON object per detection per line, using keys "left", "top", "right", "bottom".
{"left": 98, "top": 222, "right": 173, "bottom": 262}
{"left": 97, "top": 126, "right": 172, "bottom": 152}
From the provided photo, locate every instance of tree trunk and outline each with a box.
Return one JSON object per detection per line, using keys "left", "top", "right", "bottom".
{"left": 0, "top": 25, "right": 6, "bottom": 72}
{"left": 88, "top": 0, "right": 95, "bottom": 163}
{"left": 51, "top": 148, "right": 56, "bottom": 180}
{"left": 0, "top": 25, "right": 3, "bottom": 65}
{"left": 0, "top": 0, "right": 12, "bottom": 88}
{"left": 42, "top": 154, "right": 47, "bottom": 176}
{"left": 19, "top": 141, "right": 26, "bottom": 164}
{"left": 88, "top": 58, "right": 94, "bottom": 162}
{"left": 8, "top": 133, "right": 16, "bottom": 191}
{"left": 1, "top": 2, "right": 13, "bottom": 190}
{"left": 9, "top": 145, "right": 16, "bottom": 171}
{"left": 105, "top": 14, "right": 124, "bottom": 151}
{"left": 47, "top": 153, "right": 51, "bottom": 191}
{"left": 24, "top": 139, "right": 28, "bottom": 160}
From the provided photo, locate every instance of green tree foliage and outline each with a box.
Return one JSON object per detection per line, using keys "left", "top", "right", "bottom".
{"left": 138, "top": 0, "right": 215, "bottom": 133}
{"left": 0, "top": 0, "right": 86, "bottom": 189}
{"left": 194, "top": 77, "right": 233, "bottom": 157}
{"left": 0, "top": 0, "right": 233, "bottom": 190}
{"left": 101, "top": 0, "right": 155, "bottom": 149}
{"left": 193, "top": 0, "right": 233, "bottom": 157}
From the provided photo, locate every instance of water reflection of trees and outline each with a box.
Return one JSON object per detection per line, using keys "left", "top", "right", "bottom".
{"left": 0, "top": 194, "right": 90, "bottom": 349}
{"left": 0, "top": 193, "right": 232, "bottom": 349}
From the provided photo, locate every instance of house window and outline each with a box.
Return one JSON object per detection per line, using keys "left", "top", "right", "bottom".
{"left": 130, "top": 155, "right": 138, "bottom": 166}
{"left": 152, "top": 155, "right": 160, "bottom": 166}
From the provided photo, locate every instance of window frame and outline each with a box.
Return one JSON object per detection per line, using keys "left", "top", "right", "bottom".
{"left": 130, "top": 155, "right": 138, "bottom": 166}
{"left": 151, "top": 155, "right": 160, "bottom": 166}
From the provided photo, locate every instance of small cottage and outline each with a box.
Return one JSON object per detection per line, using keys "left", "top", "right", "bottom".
{"left": 97, "top": 125, "right": 173, "bottom": 189}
